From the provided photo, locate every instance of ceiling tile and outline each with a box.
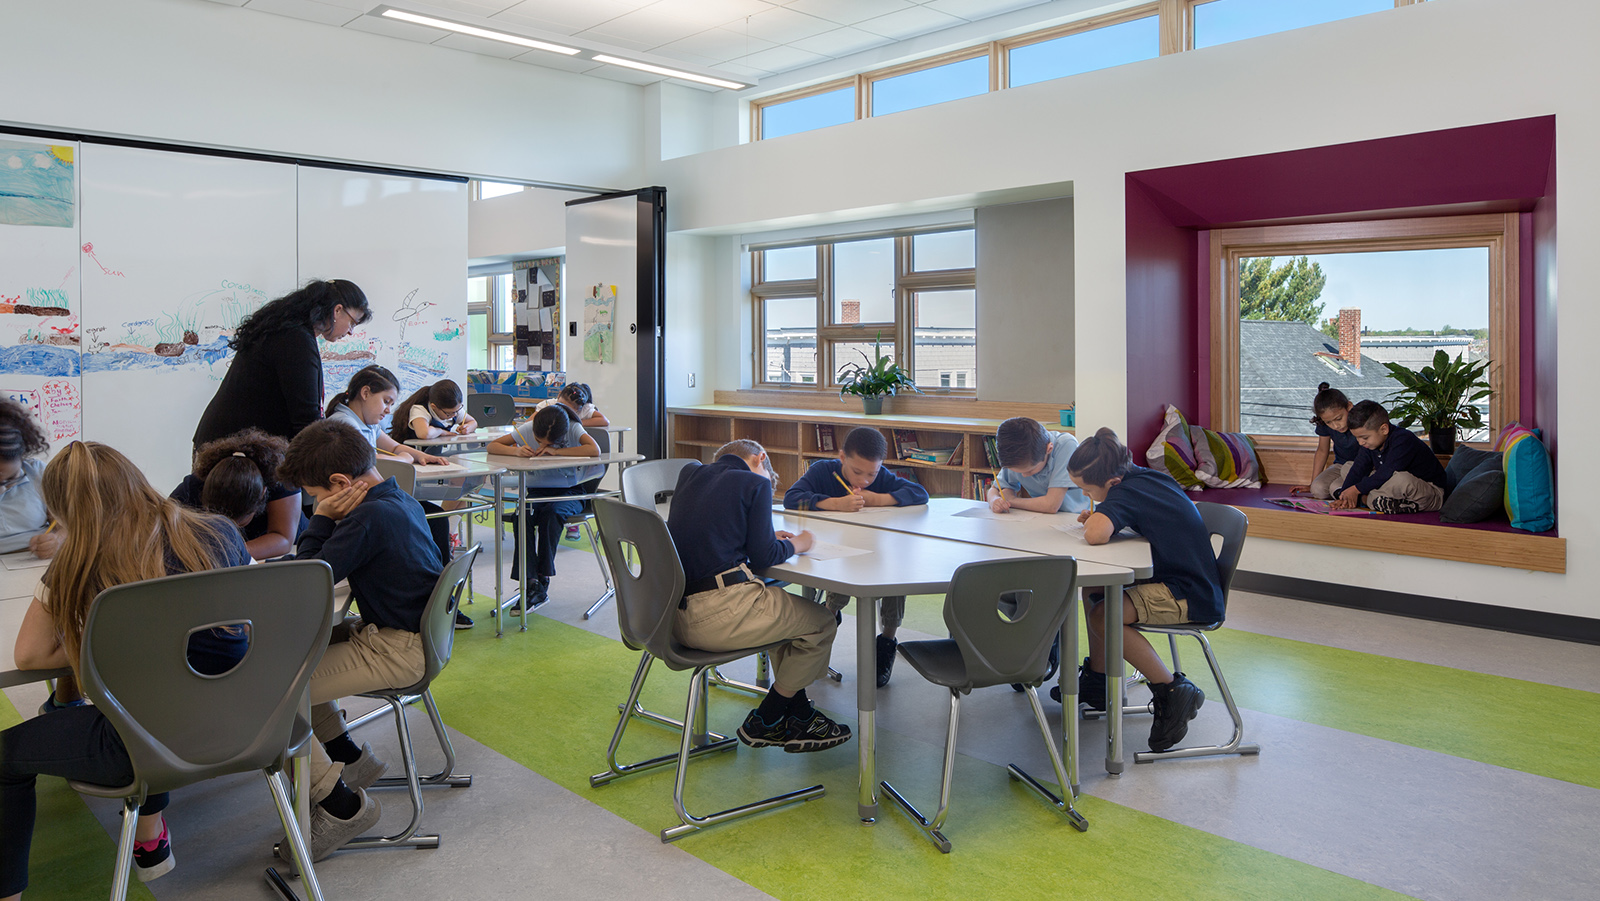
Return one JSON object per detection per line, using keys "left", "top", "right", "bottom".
{"left": 489, "top": 0, "right": 638, "bottom": 34}
{"left": 640, "top": 0, "right": 780, "bottom": 29}
{"left": 855, "top": 5, "right": 966, "bottom": 39}
{"left": 656, "top": 27, "right": 777, "bottom": 64}
{"left": 306, "top": 0, "right": 382, "bottom": 10}
{"left": 243, "top": 0, "right": 362, "bottom": 27}
{"left": 737, "top": 6, "right": 836, "bottom": 43}
{"left": 584, "top": 64, "right": 665, "bottom": 86}
{"left": 783, "top": 0, "right": 914, "bottom": 27}
{"left": 789, "top": 25, "right": 894, "bottom": 57}
{"left": 409, "top": 0, "right": 524, "bottom": 16}
{"left": 579, "top": 7, "right": 713, "bottom": 48}
{"left": 737, "top": 44, "right": 831, "bottom": 73}
{"left": 648, "top": 46, "right": 723, "bottom": 69}
{"left": 922, "top": 0, "right": 1051, "bottom": 20}
{"left": 712, "top": 61, "right": 777, "bottom": 81}
{"left": 343, "top": 12, "right": 449, "bottom": 43}
{"left": 431, "top": 31, "right": 540, "bottom": 58}
{"left": 510, "top": 51, "right": 602, "bottom": 73}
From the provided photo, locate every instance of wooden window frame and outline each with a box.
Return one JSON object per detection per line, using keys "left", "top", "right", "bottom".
{"left": 864, "top": 45, "right": 997, "bottom": 119}
{"left": 1209, "top": 213, "right": 1520, "bottom": 451}
{"left": 749, "top": 77, "right": 859, "bottom": 143}
{"left": 1000, "top": 3, "right": 1162, "bottom": 84}
{"left": 1183, "top": 0, "right": 1413, "bottom": 51}
{"left": 752, "top": 229, "right": 977, "bottom": 394}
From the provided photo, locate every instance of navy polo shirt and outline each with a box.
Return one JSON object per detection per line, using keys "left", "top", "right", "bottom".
{"left": 668, "top": 455, "right": 794, "bottom": 586}
{"left": 1093, "top": 467, "right": 1225, "bottom": 623}
{"left": 1314, "top": 420, "right": 1362, "bottom": 465}
{"left": 294, "top": 477, "right": 441, "bottom": 633}
{"left": 783, "top": 458, "right": 929, "bottom": 510}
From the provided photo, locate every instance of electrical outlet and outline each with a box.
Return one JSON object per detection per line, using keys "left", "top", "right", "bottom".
{"left": 687, "top": 372, "right": 696, "bottom": 388}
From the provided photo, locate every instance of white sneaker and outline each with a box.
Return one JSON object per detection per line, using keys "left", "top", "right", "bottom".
{"left": 309, "top": 790, "right": 380, "bottom": 861}
{"left": 342, "top": 744, "right": 388, "bottom": 792}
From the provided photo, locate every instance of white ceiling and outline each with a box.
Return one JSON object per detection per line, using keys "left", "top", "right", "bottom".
{"left": 204, "top": 0, "right": 1063, "bottom": 89}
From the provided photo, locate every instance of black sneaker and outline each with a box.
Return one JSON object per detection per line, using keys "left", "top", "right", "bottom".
{"left": 1147, "top": 673, "right": 1204, "bottom": 752}
{"left": 132, "top": 819, "right": 175, "bottom": 882}
{"left": 1370, "top": 495, "right": 1420, "bottom": 515}
{"left": 875, "top": 634, "right": 898, "bottom": 687}
{"left": 736, "top": 709, "right": 789, "bottom": 748}
{"left": 784, "top": 707, "right": 852, "bottom": 753}
{"left": 454, "top": 610, "right": 474, "bottom": 630}
{"left": 1048, "top": 658, "right": 1107, "bottom": 710}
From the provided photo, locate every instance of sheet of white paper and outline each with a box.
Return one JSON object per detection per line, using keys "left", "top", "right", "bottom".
{"left": 1051, "top": 521, "right": 1087, "bottom": 538}
{"left": 801, "top": 542, "right": 872, "bottom": 561}
{"left": 413, "top": 463, "right": 469, "bottom": 475}
{"left": 0, "top": 551, "right": 50, "bottom": 571}
{"left": 952, "top": 506, "right": 1042, "bottom": 522}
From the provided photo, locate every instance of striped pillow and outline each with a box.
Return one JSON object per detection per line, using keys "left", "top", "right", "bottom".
{"left": 1193, "top": 427, "right": 1264, "bottom": 489}
{"left": 1146, "top": 404, "right": 1205, "bottom": 491}
{"left": 1496, "top": 422, "right": 1554, "bottom": 532}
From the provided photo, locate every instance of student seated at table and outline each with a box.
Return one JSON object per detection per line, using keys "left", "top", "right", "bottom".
{"left": 1066, "top": 428, "right": 1213, "bottom": 753}
{"left": 536, "top": 382, "right": 609, "bottom": 428}
{"left": 0, "top": 398, "right": 60, "bottom": 561}
{"left": 783, "top": 426, "right": 928, "bottom": 687}
{"left": 670, "top": 439, "right": 850, "bottom": 753}
{"left": 170, "top": 428, "right": 302, "bottom": 560}
{"left": 486, "top": 404, "right": 601, "bottom": 609}
{"left": 984, "top": 417, "right": 1090, "bottom": 515}
{"left": 393, "top": 378, "right": 477, "bottom": 442}
{"left": 3, "top": 441, "right": 252, "bottom": 896}
{"left": 1330, "top": 400, "right": 1448, "bottom": 514}
{"left": 277, "top": 419, "right": 445, "bottom": 860}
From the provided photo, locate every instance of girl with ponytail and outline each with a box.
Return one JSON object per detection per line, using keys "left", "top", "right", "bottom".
{"left": 170, "top": 428, "right": 302, "bottom": 560}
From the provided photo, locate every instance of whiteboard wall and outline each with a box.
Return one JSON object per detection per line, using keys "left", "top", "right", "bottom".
{"left": 0, "top": 138, "right": 467, "bottom": 494}
{"left": 565, "top": 195, "right": 637, "bottom": 480}
{"left": 79, "top": 144, "right": 299, "bottom": 492}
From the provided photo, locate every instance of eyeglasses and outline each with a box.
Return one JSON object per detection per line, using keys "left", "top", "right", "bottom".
{"left": 336, "top": 305, "right": 373, "bottom": 328}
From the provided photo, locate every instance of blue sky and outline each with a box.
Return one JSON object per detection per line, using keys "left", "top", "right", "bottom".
{"left": 1295, "top": 247, "right": 1489, "bottom": 331}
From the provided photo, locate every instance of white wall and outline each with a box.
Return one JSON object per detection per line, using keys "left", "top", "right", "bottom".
{"left": 976, "top": 198, "right": 1075, "bottom": 404}
{"left": 647, "top": 0, "right": 1600, "bottom": 620}
{"left": 3, "top": 0, "right": 646, "bottom": 190}
{"left": 468, "top": 188, "right": 580, "bottom": 263}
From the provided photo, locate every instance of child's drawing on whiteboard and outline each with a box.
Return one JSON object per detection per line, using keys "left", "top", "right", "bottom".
{"left": 393, "top": 289, "right": 434, "bottom": 341}
{"left": 432, "top": 318, "right": 463, "bottom": 341}
{"left": 583, "top": 284, "right": 616, "bottom": 364}
{"left": 81, "top": 282, "right": 266, "bottom": 374}
{"left": 0, "top": 142, "right": 74, "bottom": 228}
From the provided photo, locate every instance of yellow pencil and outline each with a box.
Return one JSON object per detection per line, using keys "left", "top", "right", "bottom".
{"left": 833, "top": 472, "right": 857, "bottom": 496}
{"left": 44, "top": 521, "right": 57, "bottom": 534}
{"left": 994, "top": 472, "right": 1009, "bottom": 499}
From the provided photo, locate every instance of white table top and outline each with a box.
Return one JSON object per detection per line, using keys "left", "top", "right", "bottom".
{"left": 456, "top": 451, "right": 642, "bottom": 472}
{"left": 762, "top": 513, "right": 1131, "bottom": 595}
{"left": 785, "top": 496, "right": 1154, "bottom": 579}
{"left": 404, "top": 425, "right": 517, "bottom": 448}
{"left": 400, "top": 457, "right": 508, "bottom": 477}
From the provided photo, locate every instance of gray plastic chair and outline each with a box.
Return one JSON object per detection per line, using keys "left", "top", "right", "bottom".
{"left": 586, "top": 497, "right": 825, "bottom": 843}
{"left": 880, "top": 556, "right": 1089, "bottom": 852}
{"left": 466, "top": 392, "right": 515, "bottom": 426}
{"left": 70, "top": 560, "right": 336, "bottom": 901}
{"left": 619, "top": 458, "right": 700, "bottom": 515}
{"left": 341, "top": 545, "right": 480, "bottom": 852}
{"left": 1130, "top": 501, "right": 1261, "bottom": 764}
{"left": 375, "top": 457, "right": 417, "bottom": 493}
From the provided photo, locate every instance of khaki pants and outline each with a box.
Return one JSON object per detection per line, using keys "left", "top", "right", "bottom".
{"left": 308, "top": 622, "right": 426, "bottom": 802}
{"left": 1368, "top": 471, "right": 1444, "bottom": 512}
{"left": 1311, "top": 462, "right": 1353, "bottom": 499}
{"left": 815, "top": 591, "right": 904, "bottom": 630}
{"left": 674, "top": 580, "right": 837, "bottom": 695}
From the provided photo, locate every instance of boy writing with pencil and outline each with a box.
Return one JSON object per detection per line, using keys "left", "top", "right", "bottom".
{"left": 985, "top": 417, "right": 1090, "bottom": 514}
{"left": 784, "top": 427, "right": 928, "bottom": 686}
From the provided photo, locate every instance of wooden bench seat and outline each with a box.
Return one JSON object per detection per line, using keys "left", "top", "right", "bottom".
{"left": 1201, "top": 487, "right": 1565, "bottom": 573}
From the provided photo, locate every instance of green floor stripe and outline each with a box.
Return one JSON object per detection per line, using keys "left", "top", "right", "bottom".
{"left": 899, "top": 591, "right": 1600, "bottom": 789}
{"left": 432, "top": 605, "right": 1408, "bottom": 901}
{"left": 0, "top": 692, "right": 156, "bottom": 901}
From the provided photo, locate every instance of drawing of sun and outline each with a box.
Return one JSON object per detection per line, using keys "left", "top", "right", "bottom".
{"left": 49, "top": 146, "right": 73, "bottom": 164}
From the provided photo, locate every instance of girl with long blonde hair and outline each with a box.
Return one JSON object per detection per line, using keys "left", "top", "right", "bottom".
{"left": 1, "top": 442, "right": 251, "bottom": 898}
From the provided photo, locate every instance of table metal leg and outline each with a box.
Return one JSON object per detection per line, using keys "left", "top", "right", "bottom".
{"left": 857, "top": 595, "right": 878, "bottom": 823}
{"left": 517, "top": 472, "right": 529, "bottom": 631}
{"left": 493, "top": 473, "right": 504, "bottom": 636}
{"left": 1105, "top": 577, "right": 1129, "bottom": 775}
{"left": 1061, "top": 595, "right": 1080, "bottom": 796}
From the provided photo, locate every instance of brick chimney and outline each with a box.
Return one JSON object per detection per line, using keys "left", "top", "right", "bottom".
{"left": 841, "top": 299, "right": 860, "bottom": 324}
{"left": 1337, "top": 308, "right": 1361, "bottom": 367}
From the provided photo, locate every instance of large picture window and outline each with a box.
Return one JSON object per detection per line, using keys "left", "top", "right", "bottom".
{"left": 1211, "top": 214, "right": 1518, "bottom": 446}
{"left": 752, "top": 229, "right": 977, "bottom": 392}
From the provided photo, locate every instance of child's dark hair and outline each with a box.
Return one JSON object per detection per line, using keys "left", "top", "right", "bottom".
{"left": 191, "top": 428, "right": 287, "bottom": 523}
{"left": 389, "top": 379, "right": 466, "bottom": 443}
{"left": 0, "top": 399, "right": 49, "bottom": 461}
{"left": 558, "top": 383, "right": 593, "bottom": 407}
{"left": 1346, "top": 400, "right": 1391, "bottom": 432}
{"left": 278, "top": 420, "right": 377, "bottom": 490}
{"left": 996, "top": 417, "right": 1050, "bottom": 468}
{"left": 1067, "top": 428, "right": 1136, "bottom": 486}
{"left": 530, "top": 404, "right": 572, "bottom": 445}
{"left": 325, "top": 364, "right": 400, "bottom": 418}
{"left": 1310, "top": 382, "right": 1353, "bottom": 426}
{"left": 842, "top": 426, "right": 888, "bottom": 462}
{"left": 230, "top": 279, "right": 370, "bottom": 354}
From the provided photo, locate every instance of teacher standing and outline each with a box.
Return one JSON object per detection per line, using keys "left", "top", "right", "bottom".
{"left": 193, "top": 279, "right": 372, "bottom": 449}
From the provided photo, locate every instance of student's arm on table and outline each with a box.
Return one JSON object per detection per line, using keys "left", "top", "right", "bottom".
{"left": 1076, "top": 509, "right": 1116, "bottom": 545}
{"left": 245, "top": 493, "right": 301, "bottom": 560}
{"left": 1005, "top": 486, "right": 1068, "bottom": 514}
{"left": 381, "top": 432, "right": 447, "bottom": 465}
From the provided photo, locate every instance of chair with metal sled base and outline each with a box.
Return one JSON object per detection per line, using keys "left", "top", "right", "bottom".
{"left": 880, "top": 556, "right": 1089, "bottom": 852}
{"left": 1123, "top": 502, "right": 1260, "bottom": 764}
{"left": 70, "top": 560, "right": 338, "bottom": 901}
{"left": 587, "top": 497, "right": 825, "bottom": 843}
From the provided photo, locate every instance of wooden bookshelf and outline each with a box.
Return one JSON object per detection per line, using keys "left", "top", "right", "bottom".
{"left": 668, "top": 404, "right": 1071, "bottom": 500}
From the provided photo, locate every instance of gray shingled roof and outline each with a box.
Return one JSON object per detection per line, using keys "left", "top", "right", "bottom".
{"left": 1239, "top": 319, "right": 1401, "bottom": 437}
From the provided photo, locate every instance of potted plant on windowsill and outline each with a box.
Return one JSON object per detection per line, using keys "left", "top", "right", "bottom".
{"left": 837, "top": 332, "right": 920, "bottom": 415}
{"left": 1381, "top": 350, "right": 1491, "bottom": 456}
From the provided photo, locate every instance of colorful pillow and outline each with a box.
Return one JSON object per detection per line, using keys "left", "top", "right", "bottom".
{"left": 1146, "top": 404, "right": 1205, "bottom": 491}
{"left": 1192, "top": 427, "right": 1263, "bottom": 489}
{"left": 1497, "top": 422, "right": 1555, "bottom": 533}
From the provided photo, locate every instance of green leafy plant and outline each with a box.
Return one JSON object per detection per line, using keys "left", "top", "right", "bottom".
{"left": 836, "top": 332, "right": 921, "bottom": 400}
{"left": 1381, "top": 350, "right": 1491, "bottom": 437}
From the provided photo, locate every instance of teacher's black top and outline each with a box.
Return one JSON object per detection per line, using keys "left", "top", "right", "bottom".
{"left": 193, "top": 326, "right": 323, "bottom": 448}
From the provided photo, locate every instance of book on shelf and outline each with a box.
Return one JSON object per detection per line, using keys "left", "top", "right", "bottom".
{"left": 983, "top": 435, "right": 1000, "bottom": 469}
{"left": 892, "top": 429, "right": 919, "bottom": 460}
{"left": 814, "top": 424, "right": 836, "bottom": 452}
{"left": 948, "top": 440, "right": 964, "bottom": 467}
{"left": 972, "top": 473, "right": 994, "bottom": 499}
{"left": 904, "top": 446, "right": 958, "bottom": 465}
{"left": 887, "top": 465, "right": 921, "bottom": 486}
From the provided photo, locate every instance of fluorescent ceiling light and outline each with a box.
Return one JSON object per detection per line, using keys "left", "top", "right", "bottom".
{"left": 591, "top": 54, "right": 747, "bottom": 90}
{"left": 380, "top": 9, "right": 580, "bottom": 55}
